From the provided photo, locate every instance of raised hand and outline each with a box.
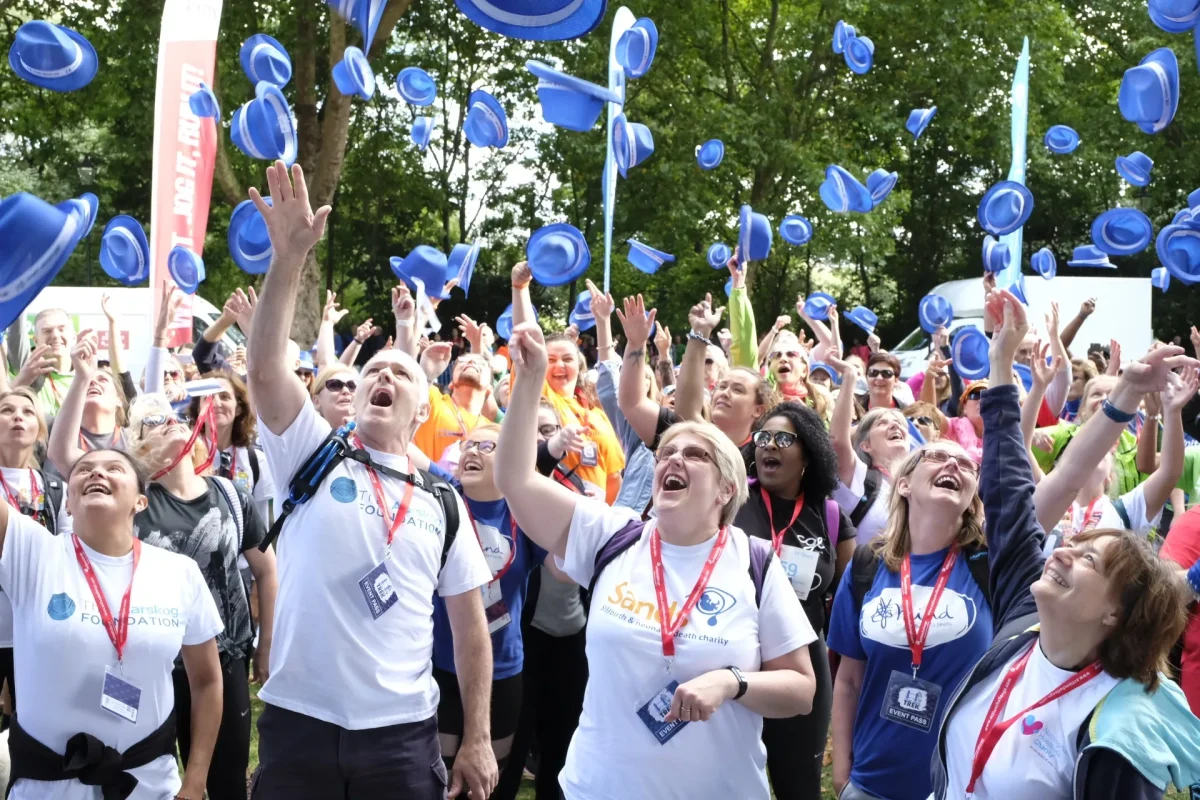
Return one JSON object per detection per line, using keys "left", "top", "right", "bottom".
{"left": 717, "top": 328, "right": 733, "bottom": 351}
{"left": 726, "top": 256, "right": 745, "bottom": 291}
{"left": 653, "top": 322, "right": 672, "bottom": 359}
{"left": 456, "top": 314, "right": 484, "bottom": 352}
{"left": 1080, "top": 297, "right": 1096, "bottom": 318}
{"left": 1120, "top": 345, "right": 1200, "bottom": 396}
{"left": 931, "top": 325, "right": 949, "bottom": 352}
{"left": 13, "top": 344, "right": 57, "bottom": 387}
{"left": 155, "top": 282, "right": 185, "bottom": 343}
{"left": 866, "top": 332, "right": 881, "bottom": 353}
{"left": 70, "top": 329, "right": 98, "bottom": 380}
{"left": 420, "top": 342, "right": 452, "bottom": 380}
{"left": 925, "top": 355, "right": 952, "bottom": 376}
{"left": 430, "top": 278, "right": 458, "bottom": 309}
{"left": 585, "top": 279, "right": 615, "bottom": 319}
{"left": 688, "top": 293, "right": 724, "bottom": 338}
{"left": 616, "top": 295, "right": 657, "bottom": 348}
{"left": 100, "top": 293, "right": 116, "bottom": 323}
{"left": 773, "top": 314, "right": 792, "bottom": 332}
{"left": 1190, "top": 325, "right": 1200, "bottom": 357}
{"left": 549, "top": 423, "right": 587, "bottom": 458}
{"left": 1030, "top": 341, "right": 1061, "bottom": 389}
{"left": 511, "top": 261, "right": 532, "bottom": 290}
{"left": 1163, "top": 366, "right": 1200, "bottom": 412}
{"left": 987, "top": 289, "right": 1030, "bottom": 366}
{"left": 249, "top": 161, "right": 331, "bottom": 265}
{"left": 563, "top": 324, "right": 580, "bottom": 343}
{"left": 227, "top": 287, "right": 256, "bottom": 332}
{"left": 392, "top": 285, "right": 415, "bottom": 323}
{"left": 479, "top": 323, "right": 495, "bottom": 354}
{"left": 1106, "top": 339, "right": 1121, "bottom": 377}
{"left": 353, "top": 319, "right": 375, "bottom": 344}
{"left": 323, "top": 291, "right": 349, "bottom": 324}
{"left": 509, "top": 322, "right": 548, "bottom": 377}
{"left": 228, "top": 345, "right": 248, "bottom": 374}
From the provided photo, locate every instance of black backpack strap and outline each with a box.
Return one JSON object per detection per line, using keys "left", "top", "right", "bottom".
{"left": 964, "top": 545, "right": 991, "bottom": 607}
{"left": 37, "top": 470, "right": 64, "bottom": 535}
{"left": 850, "top": 467, "right": 883, "bottom": 528}
{"left": 747, "top": 536, "right": 774, "bottom": 607}
{"left": 849, "top": 543, "right": 880, "bottom": 615}
{"left": 416, "top": 469, "right": 459, "bottom": 571}
{"left": 587, "top": 519, "right": 646, "bottom": 600}
{"left": 248, "top": 446, "right": 261, "bottom": 487}
{"left": 260, "top": 425, "right": 357, "bottom": 552}
{"left": 1112, "top": 498, "right": 1132, "bottom": 531}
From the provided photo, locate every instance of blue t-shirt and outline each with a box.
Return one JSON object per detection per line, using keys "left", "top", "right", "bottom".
{"left": 432, "top": 495, "right": 545, "bottom": 680}
{"left": 826, "top": 547, "right": 993, "bottom": 800}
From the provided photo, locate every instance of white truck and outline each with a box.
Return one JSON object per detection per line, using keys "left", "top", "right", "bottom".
{"left": 891, "top": 276, "right": 1152, "bottom": 379}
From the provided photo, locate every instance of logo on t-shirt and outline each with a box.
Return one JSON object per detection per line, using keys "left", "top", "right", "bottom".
{"left": 860, "top": 586, "right": 978, "bottom": 649}
{"left": 694, "top": 588, "right": 736, "bottom": 627}
{"left": 47, "top": 592, "right": 76, "bottom": 621}
{"left": 330, "top": 477, "right": 357, "bottom": 503}
{"left": 1021, "top": 714, "right": 1043, "bottom": 735}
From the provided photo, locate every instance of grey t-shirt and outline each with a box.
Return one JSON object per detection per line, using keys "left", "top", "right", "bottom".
{"left": 531, "top": 564, "right": 586, "bottom": 638}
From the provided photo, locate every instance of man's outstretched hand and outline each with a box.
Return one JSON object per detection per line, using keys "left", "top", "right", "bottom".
{"left": 249, "top": 161, "right": 331, "bottom": 266}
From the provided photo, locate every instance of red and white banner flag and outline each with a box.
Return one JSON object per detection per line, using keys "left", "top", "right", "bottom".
{"left": 149, "top": 0, "right": 224, "bottom": 348}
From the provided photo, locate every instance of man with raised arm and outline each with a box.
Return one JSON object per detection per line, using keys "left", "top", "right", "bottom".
{"left": 244, "top": 161, "right": 497, "bottom": 800}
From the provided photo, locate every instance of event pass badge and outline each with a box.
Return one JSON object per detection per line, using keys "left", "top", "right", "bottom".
{"left": 101, "top": 665, "right": 142, "bottom": 723}
{"left": 358, "top": 561, "right": 399, "bottom": 620}
{"left": 636, "top": 680, "right": 688, "bottom": 745}
{"left": 482, "top": 580, "right": 511, "bottom": 634}
{"left": 880, "top": 670, "right": 941, "bottom": 732}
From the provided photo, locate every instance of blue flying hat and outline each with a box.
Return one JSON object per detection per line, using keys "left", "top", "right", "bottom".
{"left": 228, "top": 197, "right": 273, "bottom": 275}
{"left": 627, "top": 239, "right": 674, "bottom": 275}
{"left": 1031, "top": 247, "right": 1056, "bottom": 279}
{"left": 396, "top": 66, "right": 437, "bottom": 105}
{"left": 8, "top": 20, "right": 98, "bottom": 92}
{"left": 189, "top": 82, "right": 221, "bottom": 119}
{"left": 332, "top": 46, "right": 375, "bottom": 100}
{"left": 496, "top": 302, "right": 538, "bottom": 340}
{"left": 99, "top": 215, "right": 149, "bottom": 286}
{"left": 57, "top": 192, "right": 98, "bottom": 239}
{"left": 1118, "top": 48, "right": 1179, "bottom": 135}
{"left": 1152, "top": 266, "right": 1171, "bottom": 292}
{"left": 978, "top": 180, "right": 1034, "bottom": 236}
{"left": 612, "top": 113, "right": 654, "bottom": 177}
{"left": 820, "top": 165, "right": 873, "bottom": 213}
{"left": 906, "top": 107, "right": 936, "bottom": 140}
{"left": 1148, "top": 0, "right": 1200, "bottom": 32}
{"left": 410, "top": 116, "right": 433, "bottom": 151}
{"left": 1188, "top": 187, "right": 1200, "bottom": 211}
{"left": 527, "top": 222, "right": 590, "bottom": 286}
{"left": 724, "top": 277, "right": 734, "bottom": 298}
{"left": 1155, "top": 224, "right": 1200, "bottom": 285}
{"left": 1066, "top": 244, "right": 1115, "bottom": 268}
{"left": 843, "top": 35, "right": 874, "bottom": 74}
{"left": 327, "top": 0, "right": 390, "bottom": 51}
{"left": 738, "top": 204, "right": 773, "bottom": 263}
{"left": 696, "top": 139, "right": 724, "bottom": 170}
{"left": 1006, "top": 272, "right": 1029, "bottom": 306}
{"left": 1091, "top": 207, "right": 1153, "bottom": 256}
{"left": 832, "top": 20, "right": 856, "bottom": 54}
{"left": 707, "top": 243, "right": 731, "bottom": 269}
{"left": 231, "top": 82, "right": 298, "bottom": 165}
{"left": 464, "top": 89, "right": 509, "bottom": 148}
{"left": 779, "top": 215, "right": 813, "bottom": 246}
{"left": 866, "top": 169, "right": 898, "bottom": 208}
{"left": 527, "top": 60, "right": 622, "bottom": 132}
{"left": 453, "top": 0, "right": 606, "bottom": 41}
{"left": 240, "top": 34, "right": 291, "bottom": 88}
{"left": 952, "top": 326, "right": 990, "bottom": 381}
{"left": 1044, "top": 125, "right": 1080, "bottom": 154}
{"left": 569, "top": 290, "right": 595, "bottom": 331}
{"left": 168, "top": 246, "right": 206, "bottom": 295}
{"left": 803, "top": 292, "right": 836, "bottom": 320}
{"left": 982, "top": 235, "right": 1011, "bottom": 274}
{"left": 617, "top": 18, "right": 657, "bottom": 79}
{"left": 448, "top": 240, "right": 481, "bottom": 296}
{"left": 0, "top": 193, "right": 86, "bottom": 329}
{"left": 1174, "top": 208, "right": 1195, "bottom": 226}
{"left": 918, "top": 294, "right": 953, "bottom": 334}
{"left": 846, "top": 305, "right": 878, "bottom": 334}
{"left": 391, "top": 246, "right": 452, "bottom": 299}
{"left": 1115, "top": 151, "right": 1153, "bottom": 187}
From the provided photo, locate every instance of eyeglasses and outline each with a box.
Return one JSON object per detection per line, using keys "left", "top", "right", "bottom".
{"left": 164, "top": 370, "right": 182, "bottom": 381}
{"left": 324, "top": 378, "right": 357, "bottom": 393}
{"left": 752, "top": 430, "right": 797, "bottom": 449}
{"left": 655, "top": 444, "right": 714, "bottom": 464}
{"left": 919, "top": 449, "right": 979, "bottom": 475}
{"left": 770, "top": 350, "right": 805, "bottom": 360}
{"left": 462, "top": 440, "right": 497, "bottom": 454}
{"left": 867, "top": 368, "right": 896, "bottom": 379}
{"left": 966, "top": 389, "right": 984, "bottom": 401}
{"left": 139, "top": 414, "right": 172, "bottom": 438}
{"left": 296, "top": 370, "right": 313, "bottom": 380}
{"left": 537, "top": 424, "right": 561, "bottom": 437}
{"left": 915, "top": 416, "right": 935, "bottom": 428}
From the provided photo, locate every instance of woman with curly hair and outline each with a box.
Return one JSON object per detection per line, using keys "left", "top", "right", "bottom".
{"left": 735, "top": 401, "right": 857, "bottom": 800}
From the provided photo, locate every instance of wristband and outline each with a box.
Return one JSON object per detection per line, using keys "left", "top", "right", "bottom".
{"left": 1101, "top": 398, "right": 1135, "bottom": 424}
{"left": 687, "top": 330, "right": 710, "bottom": 345}
{"left": 396, "top": 319, "right": 413, "bottom": 328}
{"left": 1188, "top": 560, "right": 1200, "bottom": 595}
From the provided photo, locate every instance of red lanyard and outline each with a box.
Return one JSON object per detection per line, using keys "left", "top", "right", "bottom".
{"left": 73, "top": 535, "right": 141, "bottom": 663}
{"left": 466, "top": 507, "right": 518, "bottom": 582}
{"left": 352, "top": 435, "right": 415, "bottom": 551}
{"left": 760, "top": 487, "right": 804, "bottom": 556}
{"left": 149, "top": 398, "right": 217, "bottom": 481}
{"left": 649, "top": 523, "right": 729, "bottom": 662}
{"left": 899, "top": 547, "right": 959, "bottom": 675}
{"left": 967, "top": 640, "right": 1104, "bottom": 793}
{"left": 0, "top": 469, "right": 37, "bottom": 512}
{"left": 1065, "top": 497, "right": 1103, "bottom": 542}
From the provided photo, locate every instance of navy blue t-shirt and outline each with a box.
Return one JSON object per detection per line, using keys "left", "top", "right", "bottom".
{"left": 826, "top": 546, "right": 993, "bottom": 800}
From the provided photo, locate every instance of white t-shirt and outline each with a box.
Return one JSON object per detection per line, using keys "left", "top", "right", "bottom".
{"left": 944, "top": 640, "right": 1119, "bottom": 800}
{"left": 1042, "top": 484, "right": 1162, "bottom": 556}
{"left": 0, "top": 513, "right": 222, "bottom": 800}
{"left": 256, "top": 401, "right": 492, "bottom": 729}
{"left": 833, "top": 456, "right": 890, "bottom": 541}
{"left": 557, "top": 497, "right": 816, "bottom": 800}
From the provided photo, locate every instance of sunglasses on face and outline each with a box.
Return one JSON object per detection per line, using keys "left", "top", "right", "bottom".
{"left": 919, "top": 448, "right": 980, "bottom": 475}
{"left": 662, "top": 386, "right": 676, "bottom": 397}
{"left": 538, "top": 423, "right": 561, "bottom": 437}
{"left": 752, "top": 430, "right": 798, "bottom": 449}
{"left": 296, "top": 370, "right": 313, "bottom": 380}
{"left": 867, "top": 368, "right": 896, "bottom": 379}
{"left": 164, "top": 370, "right": 182, "bottom": 381}
{"left": 771, "top": 350, "right": 804, "bottom": 360}
{"left": 966, "top": 389, "right": 984, "bottom": 401}
{"left": 462, "top": 440, "right": 497, "bottom": 454}
{"left": 139, "top": 414, "right": 173, "bottom": 438}
{"left": 655, "top": 444, "right": 714, "bottom": 464}
{"left": 324, "top": 379, "right": 358, "bottom": 394}
{"left": 915, "top": 416, "right": 935, "bottom": 428}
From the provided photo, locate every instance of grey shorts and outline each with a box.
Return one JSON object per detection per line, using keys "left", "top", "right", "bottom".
{"left": 839, "top": 780, "right": 888, "bottom": 800}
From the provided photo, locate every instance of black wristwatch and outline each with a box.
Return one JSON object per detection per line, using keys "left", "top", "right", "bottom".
{"left": 727, "top": 666, "right": 748, "bottom": 700}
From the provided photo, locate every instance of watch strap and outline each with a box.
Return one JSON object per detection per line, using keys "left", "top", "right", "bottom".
{"left": 728, "top": 666, "right": 748, "bottom": 700}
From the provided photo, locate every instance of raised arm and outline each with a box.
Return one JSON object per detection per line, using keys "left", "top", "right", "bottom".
{"left": 1136, "top": 390, "right": 1162, "bottom": 475}
{"left": 99, "top": 293, "right": 125, "bottom": 378}
{"left": 315, "top": 291, "right": 349, "bottom": 367}
{"left": 146, "top": 284, "right": 184, "bottom": 395}
{"left": 1040, "top": 304, "right": 1071, "bottom": 416}
{"left": 1059, "top": 297, "right": 1094, "bottom": 353}
{"left": 510, "top": 262, "right": 536, "bottom": 327}
{"left": 391, "top": 285, "right": 418, "bottom": 358}
{"left": 826, "top": 353, "right": 860, "bottom": 484}
{"left": 340, "top": 318, "right": 373, "bottom": 366}
{"left": 245, "top": 161, "right": 332, "bottom": 436}
{"left": 1020, "top": 341, "right": 1057, "bottom": 484}
{"left": 47, "top": 329, "right": 99, "bottom": 475}
{"left": 615, "top": 293, "right": 663, "bottom": 446}
{"left": 726, "top": 258, "right": 759, "bottom": 369}
{"left": 675, "top": 294, "right": 723, "bottom": 422}
{"left": 1141, "top": 367, "right": 1199, "bottom": 520}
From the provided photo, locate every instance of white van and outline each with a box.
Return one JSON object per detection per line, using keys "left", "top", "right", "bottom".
{"left": 891, "top": 276, "right": 1152, "bottom": 379}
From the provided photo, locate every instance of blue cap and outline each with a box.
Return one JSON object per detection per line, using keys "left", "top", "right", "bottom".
{"left": 448, "top": 240, "right": 481, "bottom": 296}
{"left": 496, "top": 302, "right": 539, "bottom": 340}
{"left": 843, "top": 35, "right": 874, "bottom": 74}
{"left": 99, "top": 215, "right": 149, "bottom": 286}
{"left": 866, "top": 169, "right": 898, "bottom": 208}
{"left": 410, "top": 116, "right": 434, "bottom": 151}
{"left": 228, "top": 197, "right": 273, "bottom": 275}
{"left": 1155, "top": 224, "right": 1200, "bottom": 285}
{"left": 803, "top": 292, "right": 836, "bottom": 320}
{"left": 978, "top": 180, "right": 1034, "bottom": 236}
{"left": 918, "top": 294, "right": 953, "bottom": 334}
{"left": 707, "top": 243, "right": 731, "bottom": 270}
{"left": 627, "top": 239, "right": 674, "bottom": 275}
{"left": 396, "top": 66, "right": 437, "bottom": 105}
{"left": 617, "top": 18, "right": 658, "bottom": 79}
{"left": 464, "top": 89, "right": 509, "bottom": 148}
{"left": 527, "top": 60, "right": 622, "bottom": 133}
{"left": 0, "top": 193, "right": 86, "bottom": 329}
{"left": 846, "top": 305, "right": 878, "bottom": 334}
{"left": 168, "top": 245, "right": 206, "bottom": 295}
{"left": 332, "top": 46, "right": 375, "bottom": 100}
{"left": 832, "top": 20, "right": 856, "bottom": 54}
{"left": 390, "top": 246, "right": 452, "bottom": 299}
{"left": 189, "top": 82, "right": 221, "bottom": 119}
{"left": 1091, "top": 207, "right": 1153, "bottom": 256}
{"left": 8, "top": 20, "right": 98, "bottom": 92}
{"left": 981, "top": 235, "right": 1011, "bottom": 274}
{"left": 1118, "top": 47, "right": 1179, "bottom": 135}
{"left": 1174, "top": 208, "right": 1195, "bottom": 226}
{"left": 779, "top": 215, "right": 813, "bottom": 246}
{"left": 1044, "top": 125, "right": 1080, "bottom": 154}
{"left": 738, "top": 204, "right": 773, "bottom": 263}
{"left": 1115, "top": 151, "right": 1153, "bottom": 187}
{"left": 1066, "top": 244, "right": 1115, "bottom": 268}
{"left": 951, "top": 326, "right": 990, "bottom": 381}
{"left": 1148, "top": 0, "right": 1200, "bottom": 32}
{"left": 1152, "top": 266, "right": 1171, "bottom": 292}
{"left": 230, "top": 82, "right": 298, "bottom": 165}
{"left": 240, "top": 34, "right": 292, "bottom": 88}
{"left": 527, "top": 222, "right": 590, "bottom": 286}
{"left": 820, "top": 165, "right": 873, "bottom": 213}
{"left": 453, "top": 0, "right": 606, "bottom": 41}
{"left": 696, "top": 139, "right": 725, "bottom": 170}
{"left": 1031, "top": 247, "right": 1056, "bottom": 280}
{"left": 906, "top": 107, "right": 936, "bottom": 140}
{"left": 810, "top": 362, "right": 841, "bottom": 386}
{"left": 613, "top": 113, "right": 654, "bottom": 178}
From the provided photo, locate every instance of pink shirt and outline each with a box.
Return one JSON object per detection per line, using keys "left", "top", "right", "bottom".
{"left": 944, "top": 416, "right": 983, "bottom": 463}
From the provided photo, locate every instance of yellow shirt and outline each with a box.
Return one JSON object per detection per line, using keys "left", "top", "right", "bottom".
{"left": 541, "top": 384, "right": 625, "bottom": 503}
{"left": 413, "top": 386, "right": 483, "bottom": 464}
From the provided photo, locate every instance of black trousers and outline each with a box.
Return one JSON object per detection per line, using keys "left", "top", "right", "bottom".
{"left": 762, "top": 636, "right": 833, "bottom": 800}
{"left": 173, "top": 655, "right": 251, "bottom": 800}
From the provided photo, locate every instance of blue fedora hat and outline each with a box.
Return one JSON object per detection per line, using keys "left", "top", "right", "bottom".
{"left": 724, "top": 277, "right": 735, "bottom": 298}
{"left": 56, "top": 192, "right": 98, "bottom": 239}
{"left": 982, "top": 235, "right": 1011, "bottom": 274}
{"left": 846, "top": 305, "right": 878, "bottom": 334}
{"left": 396, "top": 66, "right": 437, "bottom": 105}
{"left": 228, "top": 197, "right": 273, "bottom": 275}
{"left": 168, "top": 245, "right": 206, "bottom": 295}
{"left": 1066, "top": 244, "right": 1115, "bottom": 268}
{"left": 612, "top": 113, "right": 654, "bottom": 178}
{"left": 738, "top": 204, "right": 773, "bottom": 263}
{"left": 1174, "top": 208, "right": 1195, "bottom": 226}
{"left": 448, "top": 240, "right": 481, "bottom": 296}
{"left": 99, "top": 215, "right": 149, "bottom": 286}
{"left": 866, "top": 169, "right": 898, "bottom": 208}
{"left": 1156, "top": 224, "right": 1200, "bottom": 285}
{"left": 696, "top": 139, "right": 724, "bottom": 170}
{"left": 820, "top": 165, "right": 873, "bottom": 213}
{"left": 952, "top": 326, "right": 990, "bottom": 381}
{"left": 627, "top": 239, "right": 674, "bottom": 275}
{"left": 231, "top": 82, "right": 298, "bottom": 165}
{"left": 240, "top": 34, "right": 291, "bottom": 88}
{"left": 527, "top": 222, "right": 590, "bottom": 286}
{"left": 1188, "top": 187, "right": 1200, "bottom": 211}
{"left": 803, "top": 292, "right": 836, "bottom": 320}
{"left": 189, "top": 82, "right": 221, "bottom": 119}
{"left": 464, "top": 89, "right": 509, "bottom": 148}
{"left": 978, "top": 180, "right": 1034, "bottom": 236}
{"left": 353, "top": 0, "right": 389, "bottom": 49}
{"left": 572, "top": 289, "right": 593, "bottom": 314}
{"left": 906, "top": 107, "right": 936, "bottom": 140}
{"left": 391, "top": 246, "right": 452, "bottom": 299}
{"left": 707, "top": 242, "right": 731, "bottom": 269}
{"left": 1118, "top": 48, "right": 1179, "bottom": 135}
{"left": 1031, "top": 247, "right": 1056, "bottom": 280}
{"left": 8, "top": 21, "right": 98, "bottom": 92}
{"left": 844, "top": 35, "right": 874, "bottom": 75}
{"left": 570, "top": 305, "right": 596, "bottom": 331}
{"left": 832, "top": 20, "right": 856, "bottom": 54}
{"left": 1044, "top": 125, "right": 1080, "bottom": 154}
{"left": 1091, "top": 207, "right": 1153, "bottom": 256}
{"left": 918, "top": 294, "right": 953, "bottom": 334}
{"left": 617, "top": 18, "right": 657, "bottom": 79}
{"left": 1006, "top": 272, "right": 1029, "bottom": 306}
{"left": 1115, "top": 151, "right": 1153, "bottom": 187}
{"left": 527, "top": 60, "right": 622, "bottom": 133}
{"left": 0, "top": 193, "right": 85, "bottom": 329}
{"left": 779, "top": 215, "right": 813, "bottom": 246}
{"left": 333, "top": 46, "right": 375, "bottom": 100}
{"left": 1149, "top": 0, "right": 1200, "bottom": 31}
{"left": 410, "top": 116, "right": 433, "bottom": 151}
{"left": 1152, "top": 266, "right": 1171, "bottom": 292}
{"left": 496, "top": 302, "right": 539, "bottom": 340}
{"left": 454, "top": 0, "right": 606, "bottom": 41}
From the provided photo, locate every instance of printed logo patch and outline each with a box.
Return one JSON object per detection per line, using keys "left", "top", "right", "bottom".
{"left": 1021, "top": 714, "right": 1043, "bottom": 735}
{"left": 47, "top": 592, "right": 76, "bottom": 621}
{"left": 694, "top": 588, "right": 736, "bottom": 626}
{"left": 330, "top": 477, "right": 357, "bottom": 503}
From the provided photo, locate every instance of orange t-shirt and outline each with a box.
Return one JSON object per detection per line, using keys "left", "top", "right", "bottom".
{"left": 541, "top": 383, "right": 625, "bottom": 503}
{"left": 413, "top": 386, "right": 483, "bottom": 464}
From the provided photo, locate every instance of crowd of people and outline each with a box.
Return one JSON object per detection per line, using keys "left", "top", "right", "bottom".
{"left": 1, "top": 161, "right": 1200, "bottom": 800}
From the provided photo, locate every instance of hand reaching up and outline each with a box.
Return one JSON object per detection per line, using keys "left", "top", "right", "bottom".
{"left": 509, "top": 322, "right": 548, "bottom": 377}
{"left": 616, "top": 295, "right": 657, "bottom": 349}
{"left": 70, "top": 329, "right": 98, "bottom": 381}
{"left": 688, "top": 293, "right": 724, "bottom": 338}
{"left": 392, "top": 285, "right": 415, "bottom": 323}
{"left": 1030, "top": 341, "right": 1061, "bottom": 389}
{"left": 248, "top": 161, "right": 331, "bottom": 265}
{"left": 323, "top": 291, "right": 349, "bottom": 324}
{"left": 1163, "top": 366, "right": 1200, "bottom": 413}
{"left": 585, "top": 279, "right": 615, "bottom": 319}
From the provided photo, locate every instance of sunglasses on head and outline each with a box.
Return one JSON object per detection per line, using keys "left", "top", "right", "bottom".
{"left": 324, "top": 378, "right": 357, "bottom": 393}
{"left": 752, "top": 430, "right": 798, "bottom": 449}
{"left": 655, "top": 444, "right": 713, "bottom": 464}
{"left": 867, "top": 368, "right": 896, "bottom": 379}
{"left": 462, "top": 440, "right": 497, "bottom": 454}
{"left": 919, "top": 448, "right": 979, "bottom": 475}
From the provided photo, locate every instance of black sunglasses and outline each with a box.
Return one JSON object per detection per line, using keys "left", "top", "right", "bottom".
{"left": 966, "top": 389, "right": 984, "bottom": 401}
{"left": 752, "top": 430, "right": 798, "bottom": 449}
{"left": 324, "top": 378, "right": 358, "bottom": 393}
{"left": 915, "top": 416, "right": 935, "bottom": 428}
{"left": 867, "top": 368, "right": 896, "bottom": 379}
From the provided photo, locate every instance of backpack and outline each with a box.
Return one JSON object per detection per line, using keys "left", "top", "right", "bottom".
{"left": 849, "top": 467, "right": 884, "bottom": 528}
{"left": 258, "top": 422, "right": 460, "bottom": 571}
{"left": 847, "top": 542, "right": 990, "bottom": 617}
{"left": 36, "top": 469, "right": 64, "bottom": 535}
{"left": 211, "top": 476, "right": 245, "bottom": 552}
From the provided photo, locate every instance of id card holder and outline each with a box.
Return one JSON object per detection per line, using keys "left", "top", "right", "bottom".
{"left": 482, "top": 580, "right": 511, "bottom": 633}
{"left": 879, "top": 670, "right": 941, "bottom": 733}
{"left": 636, "top": 680, "right": 688, "bottom": 745}
{"left": 778, "top": 544, "right": 820, "bottom": 601}
{"left": 580, "top": 441, "right": 599, "bottom": 467}
{"left": 101, "top": 665, "right": 142, "bottom": 723}
{"left": 358, "top": 560, "right": 398, "bottom": 620}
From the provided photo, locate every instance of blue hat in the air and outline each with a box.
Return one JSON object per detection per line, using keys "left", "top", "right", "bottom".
{"left": 1152, "top": 266, "right": 1171, "bottom": 292}
{"left": 832, "top": 20, "right": 856, "bottom": 54}
{"left": 906, "top": 107, "right": 936, "bottom": 140}
{"left": 228, "top": 197, "right": 273, "bottom": 275}
{"left": 1188, "top": 187, "right": 1200, "bottom": 211}
{"left": 820, "top": 165, "right": 873, "bottom": 213}
{"left": 627, "top": 239, "right": 674, "bottom": 275}
{"left": 448, "top": 240, "right": 481, "bottom": 296}
{"left": 846, "top": 305, "right": 878, "bottom": 334}
{"left": 333, "top": 46, "right": 375, "bottom": 100}
{"left": 616, "top": 18, "right": 658, "bottom": 79}
{"left": 707, "top": 243, "right": 731, "bottom": 269}
{"left": 56, "top": 192, "right": 98, "bottom": 239}
{"left": 453, "top": 0, "right": 606, "bottom": 41}
{"left": 410, "top": 116, "right": 433, "bottom": 151}
{"left": 1091, "top": 207, "right": 1153, "bottom": 256}
{"left": 1006, "top": 272, "right": 1029, "bottom": 306}
{"left": 189, "top": 83, "right": 221, "bottom": 119}
{"left": 613, "top": 113, "right": 654, "bottom": 178}
{"left": 978, "top": 180, "right": 1034, "bottom": 236}
{"left": 1031, "top": 247, "right": 1056, "bottom": 279}
{"left": 738, "top": 204, "right": 773, "bottom": 263}
{"left": 724, "top": 277, "right": 734, "bottom": 298}
{"left": 240, "top": 34, "right": 291, "bottom": 88}
{"left": 1067, "top": 244, "right": 1115, "bottom": 268}
{"left": 396, "top": 66, "right": 437, "bottom": 105}
{"left": 952, "top": 326, "right": 990, "bottom": 381}
{"left": 696, "top": 139, "right": 724, "bottom": 170}
{"left": 1156, "top": 224, "right": 1200, "bottom": 285}
{"left": 327, "top": 0, "right": 390, "bottom": 50}
{"left": 168, "top": 245, "right": 206, "bottom": 295}
{"left": 527, "top": 222, "right": 590, "bottom": 286}
{"left": 1174, "top": 208, "right": 1195, "bottom": 226}
{"left": 982, "top": 235, "right": 1011, "bottom": 274}
{"left": 231, "top": 82, "right": 298, "bottom": 165}
{"left": 1115, "top": 151, "right": 1153, "bottom": 187}
{"left": 496, "top": 302, "right": 539, "bottom": 340}
{"left": 527, "top": 60, "right": 622, "bottom": 133}
{"left": 1044, "top": 125, "right": 1080, "bottom": 154}
{"left": 569, "top": 291, "right": 595, "bottom": 331}
{"left": 779, "top": 215, "right": 813, "bottom": 246}
{"left": 1118, "top": 47, "right": 1179, "bottom": 135}
{"left": 844, "top": 34, "right": 874, "bottom": 74}
{"left": 464, "top": 89, "right": 509, "bottom": 148}
{"left": 866, "top": 169, "right": 898, "bottom": 208}
{"left": 8, "top": 21, "right": 98, "bottom": 92}
{"left": 918, "top": 294, "right": 953, "bottom": 334}
{"left": 803, "top": 292, "right": 836, "bottom": 320}
{"left": 391, "top": 246, "right": 452, "bottom": 298}
{"left": 0, "top": 193, "right": 86, "bottom": 329}
{"left": 99, "top": 215, "right": 149, "bottom": 286}
{"left": 1148, "top": 0, "right": 1200, "bottom": 32}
